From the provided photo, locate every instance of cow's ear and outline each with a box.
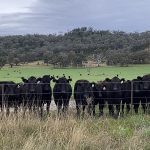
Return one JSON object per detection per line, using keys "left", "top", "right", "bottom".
{"left": 120, "top": 78, "right": 125, "bottom": 84}
{"left": 68, "top": 79, "right": 72, "bottom": 82}
{"left": 137, "top": 76, "right": 142, "bottom": 80}
{"left": 68, "top": 76, "right": 72, "bottom": 82}
{"left": 90, "top": 82, "right": 95, "bottom": 87}
{"left": 105, "top": 78, "right": 111, "bottom": 82}
{"left": 37, "top": 77, "right": 42, "bottom": 82}
{"left": 36, "top": 78, "right": 42, "bottom": 84}
{"left": 53, "top": 78, "right": 57, "bottom": 82}
{"left": 16, "top": 84, "right": 20, "bottom": 88}
{"left": 102, "top": 85, "right": 107, "bottom": 91}
{"left": 127, "top": 80, "right": 131, "bottom": 84}
{"left": 50, "top": 75, "right": 55, "bottom": 80}
{"left": 21, "top": 77, "right": 28, "bottom": 83}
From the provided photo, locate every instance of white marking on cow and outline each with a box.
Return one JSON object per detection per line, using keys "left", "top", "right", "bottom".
{"left": 86, "top": 97, "right": 92, "bottom": 105}
{"left": 103, "top": 87, "right": 106, "bottom": 90}
{"left": 37, "top": 81, "right": 41, "bottom": 84}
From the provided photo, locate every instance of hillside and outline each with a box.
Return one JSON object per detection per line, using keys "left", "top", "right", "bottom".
{"left": 0, "top": 27, "right": 150, "bottom": 67}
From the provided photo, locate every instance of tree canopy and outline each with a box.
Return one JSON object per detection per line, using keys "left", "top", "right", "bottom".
{"left": 0, "top": 27, "right": 150, "bottom": 67}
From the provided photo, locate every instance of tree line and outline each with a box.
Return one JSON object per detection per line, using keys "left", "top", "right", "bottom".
{"left": 0, "top": 27, "right": 150, "bottom": 68}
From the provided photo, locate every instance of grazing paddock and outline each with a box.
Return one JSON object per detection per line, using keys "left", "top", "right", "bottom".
{"left": 0, "top": 64, "right": 150, "bottom": 84}
{"left": 0, "top": 64, "right": 150, "bottom": 150}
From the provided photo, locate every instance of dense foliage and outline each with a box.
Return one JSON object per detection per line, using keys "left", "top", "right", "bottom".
{"left": 0, "top": 27, "right": 150, "bottom": 68}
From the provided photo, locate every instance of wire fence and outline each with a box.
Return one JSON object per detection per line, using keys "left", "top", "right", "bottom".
{"left": 0, "top": 81, "right": 150, "bottom": 113}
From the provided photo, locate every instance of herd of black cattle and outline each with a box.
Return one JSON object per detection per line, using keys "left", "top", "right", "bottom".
{"left": 0, "top": 74, "right": 150, "bottom": 117}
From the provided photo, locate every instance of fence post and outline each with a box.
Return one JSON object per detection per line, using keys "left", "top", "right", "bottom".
{"left": 2, "top": 84, "right": 4, "bottom": 112}
{"left": 131, "top": 81, "right": 133, "bottom": 115}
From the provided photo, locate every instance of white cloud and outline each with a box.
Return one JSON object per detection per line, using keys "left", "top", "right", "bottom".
{"left": 0, "top": 0, "right": 150, "bottom": 35}
{"left": 0, "top": 0, "right": 37, "bottom": 13}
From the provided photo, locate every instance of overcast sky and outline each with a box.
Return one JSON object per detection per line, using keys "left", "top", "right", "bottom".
{"left": 0, "top": 0, "right": 150, "bottom": 35}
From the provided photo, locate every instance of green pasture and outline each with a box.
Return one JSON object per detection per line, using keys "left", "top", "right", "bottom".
{"left": 0, "top": 64, "right": 150, "bottom": 85}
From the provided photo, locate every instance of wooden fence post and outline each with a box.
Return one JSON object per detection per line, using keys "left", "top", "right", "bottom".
{"left": 2, "top": 84, "right": 4, "bottom": 112}
{"left": 131, "top": 81, "right": 133, "bottom": 115}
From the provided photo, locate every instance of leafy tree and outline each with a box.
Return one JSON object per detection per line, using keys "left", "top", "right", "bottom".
{"left": 0, "top": 57, "right": 6, "bottom": 69}
{"left": 0, "top": 28, "right": 150, "bottom": 66}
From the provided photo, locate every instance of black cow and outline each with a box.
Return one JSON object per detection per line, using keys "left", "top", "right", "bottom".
{"left": 53, "top": 76, "right": 72, "bottom": 115}
{"left": 4, "top": 82, "right": 21, "bottom": 116}
{"left": 21, "top": 76, "right": 42, "bottom": 116}
{"left": 37, "top": 75, "right": 54, "bottom": 115}
{"left": 0, "top": 81, "right": 11, "bottom": 113}
{"left": 102, "top": 77, "right": 124, "bottom": 117}
{"left": 0, "top": 81, "right": 21, "bottom": 116}
{"left": 74, "top": 80, "right": 94, "bottom": 117}
{"left": 132, "top": 77, "right": 145, "bottom": 114}
{"left": 121, "top": 80, "right": 131, "bottom": 114}
{"left": 91, "top": 81, "right": 105, "bottom": 116}
{"left": 141, "top": 74, "right": 150, "bottom": 113}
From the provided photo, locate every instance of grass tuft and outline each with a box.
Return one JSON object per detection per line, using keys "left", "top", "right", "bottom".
{"left": 0, "top": 113, "right": 149, "bottom": 150}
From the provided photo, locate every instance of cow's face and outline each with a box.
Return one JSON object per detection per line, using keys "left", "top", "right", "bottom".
{"left": 22, "top": 77, "right": 37, "bottom": 93}
{"left": 124, "top": 80, "right": 131, "bottom": 90}
{"left": 40, "top": 75, "right": 53, "bottom": 91}
{"left": 142, "top": 78, "right": 150, "bottom": 90}
{"left": 53, "top": 77, "right": 72, "bottom": 94}
{"left": 92, "top": 83, "right": 103, "bottom": 97}
{"left": 112, "top": 83, "right": 120, "bottom": 91}
{"left": 28, "top": 77, "right": 37, "bottom": 93}
{"left": 142, "top": 75, "right": 150, "bottom": 90}
{"left": 133, "top": 80, "right": 141, "bottom": 93}
{"left": 83, "top": 84, "right": 92, "bottom": 101}
{"left": 5, "top": 82, "right": 16, "bottom": 95}
{"left": 111, "top": 77, "right": 123, "bottom": 91}
{"left": 143, "top": 81, "right": 150, "bottom": 90}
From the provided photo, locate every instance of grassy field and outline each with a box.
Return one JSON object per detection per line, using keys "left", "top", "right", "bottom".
{"left": 0, "top": 64, "right": 150, "bottom": 85}
{"left": 0, "top": 64, "right": 150, "bottom": 150}
{"left": 0, "top": 113, "right": 150, "bottom": 150}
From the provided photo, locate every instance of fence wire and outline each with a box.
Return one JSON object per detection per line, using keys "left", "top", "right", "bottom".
{"left": 0, "top": 81, "right": 150, "bottom": 106}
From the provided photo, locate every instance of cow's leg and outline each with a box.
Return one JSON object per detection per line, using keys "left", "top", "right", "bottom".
{"left": 87, "top": 104, "right": 92, "bottom": 115}
{"left": 92, "top": 104, "right": 96, "bottom": 116}
{"left": 75, "top": 99, "right": 81, "bottom": 118}
{"left": 33, "top": 102, "right": 36, "bottom": 115}
{"left": 141, "top": 98, "right": 146, "bottom": 114}
{"left": 46, "top": 100, "right": 51, "bottom": 115}
{"left": 0, "top": 104, "right": 4, "bottom": 118}
{"left": 6, "top": 105, "right": 10, "bottom": 117}
{"left": 82, "top": 105, "right": 86, "bottom": 117}
{"left": 14, "top": 102, "right": 18, "bottom": 115}
{"left": 23, "top": 105, "right": 27, "bottom": 117}
{"left": 99, "top": 103, "right": 104, "bottom": 116}
{"left": 148, "top": 98, "right": 150, "bottom": 114}
{"left": 29, "top": 105, "right": 32, "bottom": 114}
{"left": 108, "top": 104, "right": 114, "bottom": 116}
{"left": 57, "top": 99, "right": 62, "bottom": 116}
{"left": 133, "top": 98, "right": 140, "bottom": 114}
{"left": 126, "top": 102, "right": 130, "bottom": 114}
{"left": 62, "top": 98, "right": 66, "bottom": 113}
{"left": 39, "top": 104, "right": 44, "bottom": 118}
{"left": 122, "top": 99, "right": 125, "bottom": 115}
{"left": 76, "top": 104, "right": 81, "bottom": 118}
{"left": 63, "top": 98, "right": 69, "bottom": 116}
{"left": 134, "top": 103, "right": 139, "bottom": 114}
{"left": 116, "top": 104, "right": 120, "bottom": 117}
{"left": 0, "top": 104, "right": 4, "bottom": 113}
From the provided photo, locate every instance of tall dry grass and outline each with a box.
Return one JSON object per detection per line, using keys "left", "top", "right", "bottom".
{"left": 0, "top": 112, "right": 149, "bottom": 150}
